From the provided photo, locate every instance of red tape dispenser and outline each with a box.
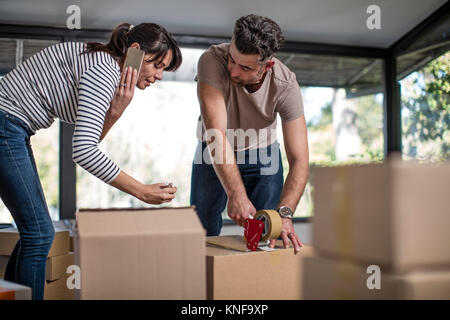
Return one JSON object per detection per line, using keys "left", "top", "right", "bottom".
{"left": 243, "top": 218, "right": 264, "bottom": 251}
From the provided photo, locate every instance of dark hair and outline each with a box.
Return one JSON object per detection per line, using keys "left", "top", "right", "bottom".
{"left": 82, "top": 22, "right": 182, "bottom": 71}
{"left": 233, "top": 14, "right": 284, "bottom": 62}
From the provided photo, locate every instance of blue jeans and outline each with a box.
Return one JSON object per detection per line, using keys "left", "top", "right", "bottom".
{"left": 0, "top": 109, "right": 55, "bottom": 300}
{"left": 190, "top": 141, "right": 284, "bottom": 236}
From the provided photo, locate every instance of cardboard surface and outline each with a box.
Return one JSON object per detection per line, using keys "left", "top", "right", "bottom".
{"left": 53, "top": 220, "right": 75, "bottom": 252}
{"left": 0, "top": 279, "right": 31, "bottom": 300}
{"left": 46, "top": 253, "right": 74, "bottom": 281}
{"left": 207, "top": 235, "right": 249, "bottom": 251}
{"left": 206, "top": 235, "right": 314, "bottom": 300}
{"left": 44, "top": 277, "right": 75, "bottom": 300}
{"left": 313, "top": 159, "right": 450, "bottom": 271}
{"left": 0, "top": 228, "right": 70, "bottom": 257}
{"left": 75, "top": 207, "right": 206, "bottom": 300}
{"left": 303, "top": 255, "right": 450, "bottom": 299}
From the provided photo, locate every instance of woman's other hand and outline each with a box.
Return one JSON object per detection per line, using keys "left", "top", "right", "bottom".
{"left": 110, "top": 172, "right": 177, "bottom": 205}
{"left": 138, "top": 183, "right": 177, "bottom": 205}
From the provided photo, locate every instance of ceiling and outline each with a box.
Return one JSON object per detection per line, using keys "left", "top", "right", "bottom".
{"left": 0, "top": 0, "right": 447, "bottom": 48}
{"left": 0, "top": 0, "right": 448, "bottom": 96}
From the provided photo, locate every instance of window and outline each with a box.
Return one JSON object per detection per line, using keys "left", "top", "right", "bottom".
{"left": 273, "top": 53, "right": 385, "bottom": 218}
{"left": 76, "top": 47, "right": 205, "bottom": 208}
{"left": 400, "top": 51, "right": 449, "bottom": 162}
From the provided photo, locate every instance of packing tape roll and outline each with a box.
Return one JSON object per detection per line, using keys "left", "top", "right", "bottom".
{"left": 254, "top": 209, "right": 282, "bottom": 241}
{"left": 333, "top": 166, "right": 357, "bottom": 299}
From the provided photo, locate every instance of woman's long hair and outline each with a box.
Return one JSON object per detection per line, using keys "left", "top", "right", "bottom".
{"left": 82, "top": 22, "right": 182, "bottom": 71}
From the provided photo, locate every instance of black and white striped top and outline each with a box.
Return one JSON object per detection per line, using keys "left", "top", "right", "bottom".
{"left": 0, "top": 42, "right": 121, "bottom": 184}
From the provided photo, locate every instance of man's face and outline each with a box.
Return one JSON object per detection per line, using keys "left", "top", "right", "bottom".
{"left": 227, "top": 41, "right": 271, "bottom": 86}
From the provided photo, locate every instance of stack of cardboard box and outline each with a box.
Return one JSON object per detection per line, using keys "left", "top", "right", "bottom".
{"left": 0, "top": 223, "right": 75, "bottom": 300}
{"left": 304, "top": 158, "right": 450, "bottom": 299}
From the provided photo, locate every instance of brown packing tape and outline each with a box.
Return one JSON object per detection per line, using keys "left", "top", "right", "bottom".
{"left": 334, "top": 261, "right": 361, "bottom": 299}
{"left": 333, "top": 166, "right": 354, "bottom": 255}
{"left": 254, "top": 210, "right": 282, "bottom": 241}
{"left": 332, "top": 166, "right": 357, "bottom": 299}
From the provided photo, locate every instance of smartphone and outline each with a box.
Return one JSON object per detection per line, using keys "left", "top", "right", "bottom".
{"left": 123, "top": 47, "right": 144, "bottom": 76}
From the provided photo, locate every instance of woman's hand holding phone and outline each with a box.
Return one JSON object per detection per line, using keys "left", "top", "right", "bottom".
{"left": 109, "top": 66, "right": 138, "bottom": 120}
{"left": 100, "top": 67, "right": 138, "bottom": 141}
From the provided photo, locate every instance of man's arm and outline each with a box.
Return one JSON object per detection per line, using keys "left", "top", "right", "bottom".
{"left": 268, "top": 115, "right": 309, "bottom": 252}
{"left": 197, "top": 82, "right": 256, "bottom": 226}
{"left": 278, "top": 114, "right": 309, "bottom": 211}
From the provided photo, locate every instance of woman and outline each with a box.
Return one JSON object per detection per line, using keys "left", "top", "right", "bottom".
{"left": 0, "top": 22, "right": 182, "bottom": 299}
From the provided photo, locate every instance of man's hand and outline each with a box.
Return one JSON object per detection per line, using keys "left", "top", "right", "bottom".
{"left": 269, "top": 218, "right": 303, "bottom": 253}
{"left": 227, "top": 193, "right": 257, "bottom": 227}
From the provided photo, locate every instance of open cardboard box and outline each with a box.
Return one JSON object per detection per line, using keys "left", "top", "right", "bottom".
{"left": 206, "top": 235, "right": 314, "bottom": 300}
{"left": 75, "top": 207, "right": 206, "bottom": 300}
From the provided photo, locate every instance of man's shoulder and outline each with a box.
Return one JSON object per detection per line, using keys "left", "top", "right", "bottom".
{"left": 271, "top": 57, "right": 298, "bottom": 86}
{"left": 200, "top": 43, "right": 230, "bottom": 66}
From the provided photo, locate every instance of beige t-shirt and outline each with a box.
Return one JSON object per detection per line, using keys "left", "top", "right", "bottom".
{"left": 196, "top": 43, "right": 304, "bottom": 151}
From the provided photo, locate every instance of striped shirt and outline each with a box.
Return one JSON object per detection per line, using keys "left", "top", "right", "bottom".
{"left": 0, "top": 42, "right": 121, "bottom": 184}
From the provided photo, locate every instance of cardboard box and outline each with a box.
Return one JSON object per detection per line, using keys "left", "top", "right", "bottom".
{"left": 46, "top": 253, "right": 74, "bottom": 281}
{"left": 0, "top": 253, "right": 74, "bottom": 281}
{"left": 75, "top": 207, "right": 206, "bottom": 300}
{"left": 44, "top": 277, "right": 75, "bottom": 300}
{"left": 303, "top": 255, "right": 450, "bottom": 299}
{"left": 53, "top": 220, "right": 75, "bottom": 252}
{"left": 312, "top": 159, "right": 450, "bottom": 271}
{"left": 0, "top": 279, "right": 32, "bottom": 300}
{"left": 0, "top": 228, "right": 70, "bottom": 257}
{"left": 206, "top": 235, "right": 314, "bottom": 300}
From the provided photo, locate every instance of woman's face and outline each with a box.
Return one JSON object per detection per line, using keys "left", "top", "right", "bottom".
{"left": 136, "top": 49, "right": 173, "bottom": 90}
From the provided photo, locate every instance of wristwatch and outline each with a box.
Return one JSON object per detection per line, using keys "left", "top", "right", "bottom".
{"left": 277, "top": 206, "right": 294, "bottom": 219}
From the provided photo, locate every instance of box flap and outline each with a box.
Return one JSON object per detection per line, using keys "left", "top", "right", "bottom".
{"left": 207, "top": 235, "right": 248, "bottom": 252}
{"left": 76, "top": 207, "right": 204, "bottom": 237}
{"left": 206, "top": 235, "right": 293, "bottom": 255}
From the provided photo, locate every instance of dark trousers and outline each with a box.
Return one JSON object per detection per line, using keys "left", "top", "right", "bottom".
{"left": 190, "top": 141, "right": 283, "bottom": 236}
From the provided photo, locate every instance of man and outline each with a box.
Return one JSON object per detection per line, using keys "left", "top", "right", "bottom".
{"left": 191, "top": 14, "right": 309, "bottom": 253}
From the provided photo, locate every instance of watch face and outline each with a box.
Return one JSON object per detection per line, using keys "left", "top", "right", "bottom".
{"left": 279, "top": 207, "right": 292, "bottom": 217}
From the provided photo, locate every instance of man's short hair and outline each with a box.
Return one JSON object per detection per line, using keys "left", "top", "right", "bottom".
{"left": 233, "top": 14, "right": 285, "bottom": 62}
